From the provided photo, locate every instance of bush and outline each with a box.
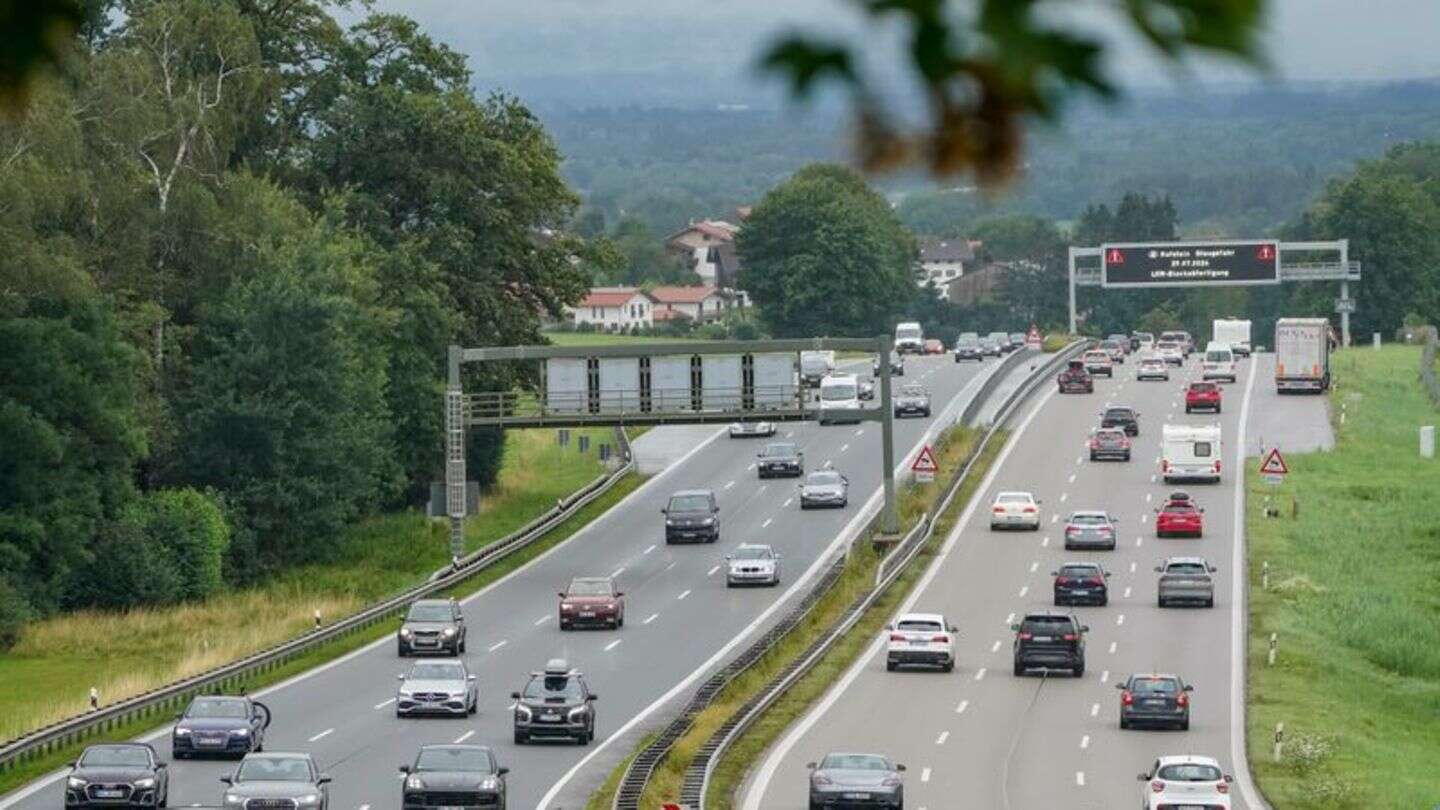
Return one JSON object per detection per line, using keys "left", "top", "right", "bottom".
{"left": 137, "top": 489, "right": 230, "bottom": 600}
{"left": 0, "top": 576, "right": 32, "bottom": 650}
{"left": 71, "top": 519, "right": 182, "bottom": 610}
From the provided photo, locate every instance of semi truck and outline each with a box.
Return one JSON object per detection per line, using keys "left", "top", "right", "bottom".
{"left": 1274, "top": 317, "right": 1331, "bottom": 394}
{"left": 1212, "top": 319, "right": 1252, "bottom": 357}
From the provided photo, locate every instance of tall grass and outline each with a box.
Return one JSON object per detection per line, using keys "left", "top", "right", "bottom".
{"left": 1247, "top": 345, "right": 1440, "bottom": 809}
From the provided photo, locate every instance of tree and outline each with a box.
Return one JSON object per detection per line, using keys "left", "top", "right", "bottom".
{"left": 739, "top": 164, "right": 917, "bottom": 337}
{"left": 602, "top": 217, "right": 695, "bottom": 287}
{"left": 971, "top": 214, "right": 1068, "bottom": 327}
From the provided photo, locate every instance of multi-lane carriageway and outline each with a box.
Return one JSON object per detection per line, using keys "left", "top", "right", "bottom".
{"left": 0, "top": 352, "right": 1002, "bottom": 810}
{"left": 743, "top": 351, "right": 1281, "bottom": 810}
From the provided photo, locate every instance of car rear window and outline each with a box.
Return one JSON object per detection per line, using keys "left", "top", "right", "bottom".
{"left": 1192, "top": 442, "right": 1213, "bottom": 457}
{"left": 997, "top": 494, "right": 1031, "bottom": 504}
{"left": 896, "top": 619, "right": 943, "bottom": 632}
{"left": 1104, "top": 408, "right": 1133, "bottom": 419}
{"left": 1070, "top": 513, "right": 1108, "bottom": 525}
{"left": 1058, "top": 565, "right": 1099, "bottom": 577}
{"left": 1130, "top": 677, "right": 1180, "bottom": 694}
{"left": 1162, "top": 503, "right": 1197, "bottom": 513}
{"left": 1167, "top": 563, "right": 1209, "bottom": 575}
{"left": 1206, "top": 350, "right": 1232, "bottom": 362}
{"left": 668, "top": 494, "right": 712, "bottom": 511}
{"left": 1190, "top": 383, "right": 1217, "bottom": 393}
{"left": 1021, "top": 617, "right": 1075, "bottom": 633}
{"left": 1157, "top": 763, "right": 1223, "bottom": 782}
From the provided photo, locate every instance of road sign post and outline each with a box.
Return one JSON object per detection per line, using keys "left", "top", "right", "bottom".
{"left": 912, "top": 444, "right": 939, "bottom": 484}
{"left": 1259, "top": 447, "right": 1289, "bottom": 485}
{"left": 1025, "top": 325, "right": 1042, "bottom": 351}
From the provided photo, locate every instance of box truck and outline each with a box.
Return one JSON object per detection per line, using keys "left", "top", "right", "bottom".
{"left": 1212, "top": 319, "right": 1252, "bottom": 357}
{"left": 894, "top": 321, "right": 925, "bottom": 354}
{"left": 799, "top": 350, "right": 836, "bottom": 386}
{"left": 1274, "top": 318, "right": 1331, "bottom": 393}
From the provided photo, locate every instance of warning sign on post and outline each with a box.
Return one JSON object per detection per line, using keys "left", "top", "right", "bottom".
{"left": 912, "top": 444, "right": 939, "bottom": 483}
{"left": 1025, "top": 325, "right": 1042, "bottom": 351}
{"left": 1259, "top": 447, "right": 1288, "bottom": 484}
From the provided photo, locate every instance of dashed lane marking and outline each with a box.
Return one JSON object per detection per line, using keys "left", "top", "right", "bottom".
{"left": 1123, "top": 587, "right": 1132, "bottom": 599}
{"left": 724, "top": 480, "right": 736, "bottom": 490}
{"left": 488, "top": 640, "right": 507, "bottom": 652}
{"left": 1080, "top": 735, "right": 1090, "bottom": 750}
{"left": 1109, "top": 641, "right": 1118, "bottom": 654}
{"left": 374, "top": 698, "right": 395, "bottom": 710}
{"left": 840, "top": 443, "right": 850, "bottom": 452}
{"left": 1060, "top": 493, "right": 1068, "bottom": 502}
{"left": 1129, "top": 562, "right": 1137, "bottom": 573}
{"left": 454, "top": 730, "right": 475, "bottom": 744}
{"left": 783, "top": 498, "right": 794, "bottom": 508}
{"left": 1100, "top": 670, "right": 1109, "bottom": 684}
{"left": 955, "top": 700, "right": 969, "bottom": 714}
{"left": 1018, "top": 585, "right": 1029, "bottom": 597}
{"left": 762, "top": 518, "right": 773, "bottom": 528}
{"left": 921, "top": 768, "right": 932, "bottom": 783}
{"left": 707, "top": 565, "right": 720, "bottom": 576}
{"left": 991, "top": 640, "right": 1001, "bottom": 653}
{"left": 1076, "top": 771, "right": 1086, "bottom": 787}
{"left": 611, "top": 567, "right": 625, "bottom": 578}
{"left": 677, "top": 589, "right": 691, "bottom": 600}
{"left": 604, "top": 639, "right": 623, "bottom": 652}
{"left": 936, "top": 731, "right": 949, "bottom": 745}
{"left": 308, "top": 728, "right": 333, "bottom": 742}
{"left": 1005, "top": 612, "right": 1015, "bottom": 625}
{"left": 1068, "top": 473, "right": 1077, "bottom": 483}
{"left": 643, "top": 545, "right": 657, "bottom": 555}
{"left": 1029, "top": 561, "right": 1038, "bottom": 573}
{"left": 974, "top": 667, "right": 987, "bottom": 681}
{"left": 1090, "top": 703, "right": 1100, "bottom": 717}
{"left": 1117, "top": 614, "right": 1125, "bottom": 626}
{"left": 534, "top": 615, "right": 549, "bottom": 626}
{"left": 644, "top": 613, "right": 659, "bottom": 624}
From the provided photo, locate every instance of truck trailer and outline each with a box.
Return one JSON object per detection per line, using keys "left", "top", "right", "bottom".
{"left": 1274, "top": 317, "right": 1331, "bottom": 394}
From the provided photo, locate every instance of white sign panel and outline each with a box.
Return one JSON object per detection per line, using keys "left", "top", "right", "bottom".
{"left": 545, "top": 358, "right": 588, "bottom": 413}
{"left": 701, "top": 354, "right": 744, "bottom": 410}
{"left": 752, "top": 353, "right": 797, "bottom": 409}
{"left": 597, "top": 357, "right": 640, "bottom": 413}
{"left": 650, "top": 355, "right": 693, "bottom": 411}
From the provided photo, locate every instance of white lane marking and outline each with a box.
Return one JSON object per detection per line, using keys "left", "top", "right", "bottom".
{"left": 1068, "top": 473, "right": 1077, "bottom": 483}
{"left": 1051, "top": 514, "right": 1059, "bottom": 524}
{"left": 1041, "top": 536, "right": 1050, "bottom": 547}
{"left": 955, "top": 700, "right": 969, "bottom": 714}
{"left": 707, "top": 565, "right": 720, "bottom": 576}
{"left": 762, "top": 518, "right": 773, "bottom": 528}
{"left": 663, "top": 561, "right": 677, "bottom": 572}
{"left": 1100, "top": 670, "right": 1110, "bottom": 684}
{"left": 604, "top": 639, "right": 623, "bottom": 652}
{"left": 1075, "top": 456, "right": 1083, "bottom": 465}
{"left": 1090, "top": 703, "right": 1100, "bottom": 717}
{"left": 643, "top": 544, "right": 656, "bottom": 555}
{"left": 1060, "top": 493, "right": 1069, "bottom": 502}
{"left": 1018, "top": 585, "right": 1029, "bottom": 597}
{"left": 840, "top": 443, "right": 850, "bottom": 452}
{"left": 1123, "top": 586, "right": 1132, "bottom": 599}
{"left": 785, "top": 431, "right": 794, "bottom": 438}
{"left": 611, "top": 566, "right": 625, "bottom": 578}
{"left": 1231, "top": 354, "right": 1268, "bottom": 809}
{"left": 1109, "top": 641, "right": 1118, "bottom": 654}
{"left": 936, "top": 731, "right": 949, "bottom": 745}
{"left": 1146, "top": 492, "right": 1153, "bottom": 503}
{"left": 1116, "top": 614, "right": 1125, "bottom": 626}
{"left": 677, "top": 589, "right": 691, "bottom": 600}
{"left": 308, "top": 728, "right": 333, "bottom": 742}
{"left": 1029, "top": 561, "right": 1038, "bottom": 573}
{"left": 757, "top": 485, "right": 768, "bottom": 495}
{"left": 534, "top": 615, "right": 549, "bottom": 626}
{"left": 1076, "top": 771, "right": 1086, "bottom": 787}
{"left": 855, "top": 428, "right": 865, "bottom": 436}
{"left": 373, "top": 698, "right": 395, "bottom": 710}
{"left": 488, "top": 640, "right": 507, "bottom": 652}
{"left": 1005, "top": 612, "right": 1015, "bottom": 625}
{"left": 974, "top": 667, "right": 987, "bottom": 681}
{"left": 921, "top": 767, "right": 932, "bottom": 783}
{"left": 1136, "top": 535, "right": 1143, "bottom": 547}
{"left": 1080, "top": 735, "right": 1090, "bottom": 750}
{"left": 1150, "top": 474, "right": 1157, "bottom": 483}
{"left": 990, "top": 640, "right": 1001, "bottom": 653}
{"left": 747, "top": 463, "right": 756, "bottom": 471}
{"left": 724, "top": 480, "right": 736, "bottom": 490}
{"left": 644, "top": 613, "right": 659, "bottom": 625}
{"left": 783, "top": 497, "right": 794, "bottom": 508}
{"left": 454, "top": 730, "right": 475, "bottom": 744}
{"left": 1130, "top": 562, "right": 1137, "bottom": 573}
{"left": 1141, "top": 514, "right": 1149, "bottom": 523}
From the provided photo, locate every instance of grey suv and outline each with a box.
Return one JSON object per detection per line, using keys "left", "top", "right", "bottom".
{"left": 398, "top": 598, "right": 466, "bottom": 656}
{"left": 400, "top": 745, "right": 508, "bottom": 810}
{"left": 512, "top": 659, "right": 597, "bottom": 745}
{"left": 221, "top": 753, "right": 330, "bottom": 810}
{"left": 1117, "top": 673, "right": 1193, "bottom": 730}
{"left": 1156, "top": 557, "right": 1218, "bottom": 608}
{"left": 1012, "top": 612, "right": 1087, "bottom": 677}
{"left": 663, "top": 489, "right": 719, "bottom": 544}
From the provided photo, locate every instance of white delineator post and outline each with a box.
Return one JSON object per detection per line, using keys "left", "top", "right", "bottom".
{"left": 1421, "top": 425, "right": 1435, "bottom": 459}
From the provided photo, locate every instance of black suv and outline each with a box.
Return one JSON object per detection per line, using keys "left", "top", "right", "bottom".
{"left": 755, "top": 442, "right": 804, "bottom": 478}
{"left": 1012, "top": 612, "right": 1087, "bottom": 677}
{"left": 1052, "top": 563, "right": 1109, "bottom": 606}
{"left": 65, "top": 744, "right": 169, "bottom": 810}
{"left": 1099, "top": 405, "right": 1140, "bottom": 436}
{"left": 1117, "top": 673, "right": 1193, "bottom": 730}
{"left": 663, "top": 489, "right": 719, "bottom": 543}
{"left": 398, "top": 598, "right": 467, "bottom": 656}
{"left": 400, "top": 745, "right": 508, "bottom": 810}
{"left": 512, "top": 659, "right": 597, "bottom": 745}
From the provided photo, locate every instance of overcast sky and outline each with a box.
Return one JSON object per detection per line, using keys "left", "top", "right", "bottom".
{"left": 364, "top": 0, "right": 1440, "bottom": 104}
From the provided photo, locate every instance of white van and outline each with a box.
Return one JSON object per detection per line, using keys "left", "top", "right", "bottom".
{"left": 1162, "top": 424, "right": 1222, "bottom": 483}
{"left": 894, "top": 321, "right": 925, "bottom": 354}
{"left": 1201, "top": 343, "right": 1237, "bottom": 383}
{"left": 818, "top": 374, "right": 861, "bottom": 425}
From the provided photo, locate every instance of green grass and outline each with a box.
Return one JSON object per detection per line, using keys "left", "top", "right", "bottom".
{"left": 0, "top": 427, "right": 619, "bottom": 744}
{"left": 1246, "top": 345, "right": 1440, "bottom": 809}
{"left": 1042, "top": 333, "right": 1080, "bottom": 352}
{"left": 543, "top": 330, "right": 688, "bottom": 347}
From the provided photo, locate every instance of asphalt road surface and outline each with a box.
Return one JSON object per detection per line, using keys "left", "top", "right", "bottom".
{"left": 743, "top": 351, "right": 1271, "bottom": 810}
{"left": 0, "top": 352, "right": 1003, "bottom": 810}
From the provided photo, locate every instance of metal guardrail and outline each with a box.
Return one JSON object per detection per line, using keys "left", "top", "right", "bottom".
{"left": 0, "top": 427, "right": 636, "bottom": 778}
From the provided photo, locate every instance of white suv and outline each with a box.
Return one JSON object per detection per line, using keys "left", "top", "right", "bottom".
{"left": 1138, "top": 755, "right": 1234, "bottom": 809}
{"left": 886, "top": 613, "right": 956, "bottom": 672}
{"left": 990, "top": 491, "right": 1041, "bottom": 530}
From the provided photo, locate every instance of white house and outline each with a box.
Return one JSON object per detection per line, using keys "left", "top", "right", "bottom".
{"left": 649, "top": 286, "right": 730, "bottom": 323}
{"left": 571, "top": 287, "right": 654, "bottom": 331}
{"left": 918, "top": 237, "right": 977, "bottom": 300}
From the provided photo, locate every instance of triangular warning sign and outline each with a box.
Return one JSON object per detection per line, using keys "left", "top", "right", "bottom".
{"left": 912, "top": 444, "right": 939, "bottom": 473}
{"left": 1258, "top": 447, "right": 1289, "bottom": 476}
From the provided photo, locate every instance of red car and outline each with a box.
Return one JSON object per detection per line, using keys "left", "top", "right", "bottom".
{"left": 924, "top": 338, "right": 946, "bottom": 355}
{"left": 558, "top": 576, "right": 625, "bottom": 629}
{"left": 1184, "top": 381, "right": 1222, "bottom": 414}
{"left": 1155, "top": 492, "right": 1204, "bottom": 538}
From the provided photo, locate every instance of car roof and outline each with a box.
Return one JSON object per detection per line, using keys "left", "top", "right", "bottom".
{"left": 735, "top": 543, "right": 774, "bottom": 552}
{"left": 244, "top": 752, "right": 313, "bottom": 761}
{"left": 411, "top": 598, "right": 453, "bottom": 606}
{"left": 1059, "top": 561, "right": 1102, "bottom": 568}
{"left": 896, "top": 612, "right": 945, "bottom": 623}
{"left": 1022, "top": 611, "right": 1076, "bottom": 621}
{"left": 570, "top": 576, "right": 612, "bottom": 585}
{"left": 419, "top": 744, "right": 494, "bottom": 753}
{"left": 1128, "top": 672, "right": 1181, "bottom": 681}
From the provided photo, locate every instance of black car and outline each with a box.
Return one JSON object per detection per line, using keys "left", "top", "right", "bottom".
{"left": 662, "top": 489, "right": 719, "bottom": 543}
{"left": 1052, "top": 562, "right": 1109, "bottom": 606}
{"left": 400, "top": 745, "right": 508, "bottom": 810}
{"left": 755, "top": 442, "right": 804, "bottom": 478}
{"left": 1117, "top": 673, "right": 1193, "bottom": 730}
{"left": 65, "top": 744, "right": 169, "bottom": 810}
{"left": 1012, "top": 612, "right": 1087, "bottom": 677}
{"left": 172, "top": 695, "right": 270, "bottom": 759}
{"left": 398, "top": 598, "right": 467, "bottom": 656}
{"left": 512, "top": 659, "right": 597, "bottom": 745}
{"left": 1100, "top": 405, "right": 1140, "bottom": 436}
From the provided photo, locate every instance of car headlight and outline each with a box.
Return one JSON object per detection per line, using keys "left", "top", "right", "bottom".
{"left": 406, "top": 776, "right": 423, "bottom": 790}
{"left": 173, "top": 726, "right": 191, "bottom": 736}
{"left": 700, "top": 517, "right": 715, "bottom": 526}
{"left": 479, "top": 777, "right": 499, "bottom": 791}
{"left": 568, "top": 705, "right": 588, "bottom": 722}
{"left": 133, "top": 778, "right": 156, "bottom": 789}
{"left": 233, "top": 727, "right": 249, "bottom": 736}
{"left": 67, "top": 777, "right": 86, "bottom": 790}
{"left": 224, "top": 794, "right": 243, "bottom": 805}
{"left": 442, "top": 627, "right": 457, "bottom": 637}
{"left": 515, "top": 704, "right": 532, "bottom": 721}
{"left": 296, "top": 794, "right": 321, "bottom": 806}
{"left": 398, "top": 628, "right": 412, "bottom": 637}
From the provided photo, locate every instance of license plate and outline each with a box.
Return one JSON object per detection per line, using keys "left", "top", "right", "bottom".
{"left": 1032, "top": 636, "right": 1052, "bottom": 642}
{"left": 1007, "top": 516, "right": 1021, "bottom": 523}
{"left": 437, "top": 806, "right": 465, "bottom": 810}
{"left": 199, "top": 737, "right": 224, "bottom": 746}
{"left": 544, "top": 711, "right": 560, "bottom": 719}
{"left": 94, "top": 791, "right": 123, "bottom": 798}
{"left": 1071, "top": 589, "right": 1089, "bottom": 595}
{"left": 579, "top": 611, "right": 595, "bottom": 618}
{"left": 843, "top": 793, "right": 871, "bottom": 800}
{"left": 1145, "top": 700, "right": 1167, "bottom": 707}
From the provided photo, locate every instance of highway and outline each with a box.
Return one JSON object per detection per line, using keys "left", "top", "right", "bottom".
{"left": 743, "top": 350, "right": 1275, "bottom": 810}
{"left": 0, "top": 352, "right": 999, "bottom": 810}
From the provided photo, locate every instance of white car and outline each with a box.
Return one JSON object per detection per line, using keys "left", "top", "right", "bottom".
{"left": 1156, "top": 342, "right": 1185, "bottom": 366}
{"left": 728, "top": 421, "right": 776, "bottom": 438}
{"left": 1135, "top": 357, "right": 1169, "bottom": 381}
{"left": 1138, "top": 755, "right": 1234, "bottom": 809}
{"left": 885, "top": 612, "right": 956, "bottom": 672}
{"left": 725, "top": 544, "right": 780, "bottom": 587}
{"left": 990, "top": 491, "right": 1041, "bottom": 531}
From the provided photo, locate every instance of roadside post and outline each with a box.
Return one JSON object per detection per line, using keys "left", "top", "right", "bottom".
{"left": 1422, "top": 425, "right": 1435, "bottom": 459}
{"left": 912, "top": 444, "right": 939, "bottom": 484}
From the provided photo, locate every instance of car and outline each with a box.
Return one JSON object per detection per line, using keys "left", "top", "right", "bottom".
{"left": 1160, "top": 330, "right": 1194, "bottom": 356}
{"left": 1136, "top": 356, "right": 1170, "bottom": 381}
{"left": 1156, "top": 341, "right": 1184, "bottom": 365}
{"left": 396, "top": 659, "right": 478, "bottom": 717}
{"left": 1107, "top": 333, "right": 1131, "bottom": 353}
{"left": 1185, "top": 381, "right": 1222, "bottom": 413}
{"left": 1009, "top": 332, "right": 1027, "bottom": 349}
{"left": 872, "top": 351, "right": 905, "bottom": 377}
{"left": 1056, "top": 359, "right": 1094, "bottom": 393}
{"left": 1131, "top": 331, "right": 1155, "bottom": 352}
{"left": 1088, "top": 427, "right": 1131, "bottom": 461}
{"left": 725, "top": 544, "right": 781, "bottom": 587}
{"left": 1100, "top": 405, "right": 1140, "bottom": 436}
{"left": 979, "top": 335, "right": 1002, "bottom": 356}
{"left": 807, "top": 753, "right": 906, "bottom": 810}
{"left": 171, "top": 695, "right": 270, "bottom": 759}
{"left": 1201, "top": 344, "right": 1238, "bottom": 383}
{"left": 728, "top": 420, "right": 776, "bottom": 438}
{"left": 400, "top": 745, "right": 508, "bottom": 810}
{"left": 558, "top": 576, "right": 624, "bottom": 629}
{"left": 663, "top": 489, "right": 719, "bottom": 543}
{"left": 1012, "top": 612, "right": 1087, "bottom": 677}
{"left": 1119, "top": 674, "right": 1193, "bottom": 730}
{"left": 1137, "top": 755, "right": 1234, "bottom": 809}
{"left": 1082, "top": 349, "right": 1113, "bottom": 377}
{"left": 756, "top": 441, "right": 805, "bottom": 478}
{"left": 987, "top": 331, "right": 1012, "bottom": 353}
{"left": 1155, "top": 491, "right": 1204, "bottom": 538}
{"left": 1099, "top": 339, "right": 1126, "bottom": 363}
{"left": 1052, "top": 562, "right": 1109, "bottom": 606}
{"left": 885, "top": 612, "right": 957, "bottom": 672}
{"left": 857, "top": 377, "right": 876, "bottom": 401}
{"left": 799, "top": 469, "right": 849, "bottom": 509}
{"left": 221, "top": 753, "right": 329, "bottom": 810}
{"left": 511, "top": 659, "right": 596, "bottom": 745}
{"left": 65, "top": 744, "right": 169, "bottom": 810}
{"left": 398, "top": 598, "right": 467, "bottom": 657}
{"left": 893, "top": 383, "right": 931, "bottom": 418}
{"left": 1063, "top": 510, "right": 1118, "bottom": 550}
{"left": 923, "top": 338, "right": 945, "bottom": 355}
{"left": 1156, "top": 556, "right": 1218, "bottom": 607}
{"left": 990, "top": 491, "right": 1041, "bottom": 530}
{"left": 954, "top": 333, "right": 984, "bottom": 362}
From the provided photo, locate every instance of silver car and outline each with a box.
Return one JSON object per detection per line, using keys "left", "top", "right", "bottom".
{"left": 799, "top": 470, "right": 849, "bottom": 509}
{"left": 727, "top": 420, "right": 776, "bottom": 438}
{"left": 893, "top": 384, "right": 931, "bottom": 418}
{"left": 1156, "top": 557, "right": 1218, "bottom": 608}
{"left": 725, "top": 544, "right": 781, "bottom": 587}
{"left": 396, "top": 660, "right": 478, "bottom": 717}
{"left": 221, "top": 753, "right": 330, "bottom": 810}
{"left": 807, "top": 752, "right": 905, "bottom": 809}
{"left": 1063, "top": 510, "right": 1119, "bottom": 550}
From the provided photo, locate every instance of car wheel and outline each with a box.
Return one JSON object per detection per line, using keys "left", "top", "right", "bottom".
{"left": 1120, "top": 717, "right": 1130, "bottom": 730}
{"left": 1158, "top": 597, "right": 1168, "bottom": 608}
{"left": 618, "top": 613, "right": 625, "bottom": 628}
{"left": 1216, "top": 405, "right": 1222, "bottom": 413}
{"left": 560, "top": 620, "right": 571, "bottom": 631}
{"left": 159, "top": 789, "right": 167, "bottom": 809}
{"left": 1089, "top": 453, "right": 1097, "bottom": 461}
{"left": 469, "top": 697, "right": 477, "bottom": 715}
{"left": 887, "top": 660, "right": 897, "bottom": 672}
{"left": 173, "top": 751, "right": 186, "bottom": 760}
{"left": 1073, "top": 663, "right": 1085, "bottom": 678}
{"left": 458, "top": 637, "right": 466, "bottom": 654}
{"left": 1013, "top": 661, "right": 1025, "bottom": 677}
{"left": 514, "top": 731, "right": 528, "bottom": 745}
{"left": 841, "top": 499, "right": 848, "bottom": 508}
{"left": 1099, "top": 596, "right": 1108, "bottom": 607}
{"left": 1180, "top": 717, "right": 1190, "bottom": 731}
{"left": 1206, "top": 597, "right": 1215, "bottom": 608}
{"left": 942, "top": 661, "right": 954, "bottom": 673}
{"left": 397, "top": 643, "right": 408, "bottom": 657}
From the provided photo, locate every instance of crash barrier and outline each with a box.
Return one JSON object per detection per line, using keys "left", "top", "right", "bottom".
{"left": 0, "top": 427, "right": 634, "bottom": 777}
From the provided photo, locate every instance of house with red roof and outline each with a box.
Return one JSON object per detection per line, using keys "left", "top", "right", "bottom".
{"left": 648, "top": 285, "right": 731, "bottom": 323}
{"left": 664, "top": 220, "right": 743, "bottom": 287}
{"left": 571, "top": 287, "right": 655, "bottom": 331}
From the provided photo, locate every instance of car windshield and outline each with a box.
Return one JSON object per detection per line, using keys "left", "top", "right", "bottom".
{"left": 414, "top": 748, "right": 492, "bottom": 773}
{"left": 762, "top": 443, "right": 796, "bottom": 457}
{"left": 1142, "top": 359, "right": 1164, "bottom": 366}
{"left": 1131, "top": 677, "right": 1180, "bottom": 694}
{"left": 1157, "top": 763, "right": 1223, "bottom": 782}
{"left": 896, "top": 619, "right": 942, "bottom": 632}
{"left": 523, "top": 675, "right": 583, "bottom": 701}
{"left": 1021, "top": 617, "right": 1074, "bottom": 633}
{"left": 567, "top": 579, "right": 611, "bottom": 596}
{"left": 807, "top": 472, "right": 844, "bottom": 486}
{"left": 733, "top": 546, "right": 774, "bottom": 561}
{"left": 1070, "top": 513, "right": 1109, "bottom": 525}
{"left": 236, "top": 757, "right": 311, "bottom": 783}
{"left": 668, "top": 494, "right": 711, "bottom": 512}
{"left": 1058, "top": 565, "right": 1099, "bottom": 577}
{"left": 820, "top": 754, "right": 890, "bottom": 771}
{"left": 79, "top": 747, "right": 150, "bottom": 768}
{"left": 896, "top": 325, "right": 922, "bottom": 339}
{"left": 821, "top": 383, "right": 857, "bottom": 401}
{"left": 1206, "top": 350, "right": 1232, "bottom": 362}
{"left": 958, "top": 337, "right": 979, "bottom": 347}
{"left": 899, "top": 385, "right": 926, "bottom": 396}
{"left": 1100, "top": 341, "right": 1119, "bottom": 350}
{"left": 1084, "top": 352, "right": 1108, "bottom": 361}
{"left": 186, "top": 698, "right": 249, "bottom": 719}
{"left": 1163, "top": 503, "right": 1197, "bottom": 513}
{"left": 406, "top": 603, "right": 452, "bottom": 622}
{"left": 1167, "top": 562, "right": 1209, "bottom": 575}
{"left": 1190, "top": 383, "right": 1217, "bottom": 393}
{"left": 410, "top": 662, "right": 465, "bottom": 680}
{"left": 1105, "top": 409, "right": 1133, "bottom": 419}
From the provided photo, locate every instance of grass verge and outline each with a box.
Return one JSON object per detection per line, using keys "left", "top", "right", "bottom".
{"left": 1042, "top": 333, "right": 1080, "bottom": 352}
{"left": 1246, "top": 345, "right": 1440, "bottom": 809}
{"left": 543, "top": 331, "right": 692, "bottom": 347}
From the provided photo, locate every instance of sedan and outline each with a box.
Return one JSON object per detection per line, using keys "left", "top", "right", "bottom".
{"left": 1135, "top": 357, "right": 1170, "bottom": 381}
{"left": 396, "top": 660, "right": 478, "bottom": 717}
{"left": 799, "top": 470, "right": 849, "bottom": 509}
{"left": 559, "top": 576, "right": 624, "bottom": 629}
{"left": 1082, "top": 349, "right": 1113, "bottom": 377}
{"left": 725, "top": 544, "right": 781, "bottom": 587}
{"left": 990, "top": 491, "right": 1040, "bottom": 530}
{"left": 1063, "top": 511, "right": 1118, "bottom": 550}
{"left": 807, "top": 753, "right": 905, "bottom": 809}
{"left": 1138, "top": 755, "right": 1234, "bottom": 809}
{"left": 728, "top": 421, "right": 776, "bottom": 438}
{"left": 892, "top": 383, "right": 931, "bottom": 418}
{"left": 400, "top": 745, "right": 507, "bottom": 810}
{"left": 1052, "top": 562, "right": 1109, "bottom": 606}
{"left": 1119, "top": 673, "right": 1193, "bottom": 730}
{"left": 172, "top": 695, "right": 270, "bottom": 759}
{"left": 222, "top": 753, "right": 330, "bottom": 810}
{"left": 923, "top": 338, "right": 946, "bottom": 355}
{"left": 1156, "top": 556, "right": 1218, "bottom": 608}
{"left": 65, "top": 744, "right": 169, "bottom": 810}
{"left": 756, "top": 441, "right": 804, "bottom": 478}
{"left": 1099, "top": 405, "right": 1140, "bottom": 436}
